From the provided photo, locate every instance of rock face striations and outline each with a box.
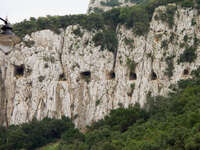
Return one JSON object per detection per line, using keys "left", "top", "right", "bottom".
{"left": 1, "top": 4, "right": 200, "bottom": 129}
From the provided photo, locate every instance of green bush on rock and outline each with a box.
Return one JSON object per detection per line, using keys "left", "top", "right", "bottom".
{"left": 179, "top": 46, "right": 197, "bottom": 63}
{"left": 0, "top": 117, "right": 74, "bottom": 150}
{"left": 92, "top": 30, "right": 118, "bottom": 52}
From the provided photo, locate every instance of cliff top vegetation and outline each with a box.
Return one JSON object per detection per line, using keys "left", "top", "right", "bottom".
{"left": 13, "top": 0, "right": 200, "bottom": 38}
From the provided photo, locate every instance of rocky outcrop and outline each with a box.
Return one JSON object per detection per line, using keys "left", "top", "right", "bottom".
{"left": 0, "top": 5, "right": 200, "bottom": 129}
{"left": 88, "top": 0, "right": 136, "bottom": 13}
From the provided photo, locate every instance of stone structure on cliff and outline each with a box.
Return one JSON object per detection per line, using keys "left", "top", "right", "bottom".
{"left": 0, "top": 3, "right": 200, "bottom": 130}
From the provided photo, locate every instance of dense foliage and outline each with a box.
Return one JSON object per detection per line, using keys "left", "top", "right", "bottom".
{"left": 56, "top": 68, "right": 200, "bottom": 150}
{"left": 13, "top": 14, "right": 105, "bottom": 38}
{"left": 128, "top": 0, "right": 147, "bottom": 4}
{"left": 92, "top": 29, "right": 118, "bottom": 52}
{"left": 154, "top": 5, "right": 177, "bottom": 28}
{"left": 13, "top": 0, "right": 200, "bottom": 54}
{"left": 0, "top": 117, "right": 74, "bottom": 150}
{"left": 179, "top": 46, "right": 197, "bottom": 63}
{"left": 165, "top": 55, "right": 175, "bottom": 78}
{"left": 13, "top": 0, "right": 200, "bottom": 39}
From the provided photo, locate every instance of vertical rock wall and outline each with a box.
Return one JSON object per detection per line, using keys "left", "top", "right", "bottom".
{"left": 0, "top": 6, "right": 200, "bottom": 129}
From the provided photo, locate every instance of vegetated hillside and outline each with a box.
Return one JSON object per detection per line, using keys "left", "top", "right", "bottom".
{"left": 0, "top": 117, "right": 75, "bottom": 150}
{"left": 57, "top": 69, "right": 200, "bottom": 150}
{"left": 13, "top": 0, "right": 200, "bottom": 39}
{"left": 0, "top": 67, "right": 200, "bottom": 150}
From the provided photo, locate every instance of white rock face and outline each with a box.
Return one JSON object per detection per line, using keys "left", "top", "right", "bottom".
{"left": 88, "top": 0, "right": 135, "bottom": 13}
{"left": 0, "top": 6, "right": 200, "bottom": 129}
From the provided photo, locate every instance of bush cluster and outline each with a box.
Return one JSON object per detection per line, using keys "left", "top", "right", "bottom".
{"left": 0, "top": 117, "right": 74, "bottom": 150}
{"left": 155, "top": 5, "right": 177, "bottom": 28}
{"left": 72, "top": 27, "right": 83, "bottom": 37}
{"left": 13, "top": 14, "right": 104, "bottom": 38}
{"left": 165, "top": 55, "right": 175, "bottom": 78}
{"left": 179, "top": 46, "right": 197, "bottom": 63}
{"left": 92, "top": 29, "right": 118, "bottom": 52}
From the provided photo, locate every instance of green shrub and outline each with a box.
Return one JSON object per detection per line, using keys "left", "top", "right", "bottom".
{"left": 169, "top": 32, "right": 176, "bottom": 43}
{"left": 89, "top": 104, "right": 149, "bottom": 132}
{"left": 184, "top": 35, "right": 188, "bottom": 43}
{"left": 156, "top": 5, "right": 177, "bottom": 28}
{"left": 191, "top": 67, "right": 200, "bottom": 78}
{"left": 180, "top": 42, "right": 186, "bottom": 48}
{"left": 120, "top": 6, "right": 150, "bottom": 35}
{"left": 179, "top": 46, "right": 197, "bottom": 63}
{"left": 194, "top": 36, "right": 200, "bottom": 48}
{"left": 181, "top": 0, "right": 195, "bottom": 8}
{"left": 124, "top": 37, "right": 134, "bottom": 48}
{"left": 13, "top": 0, "right": 197, "bottom": 39}
{"left": 128, "top": 0, "right": 146, "bottom": 4}
{"left": 92, "top": 30, "right": 118, "bottom": 52}
{"left": 161, "top": 40, "right": 168, "bottom": 49}
{"left": 0, "top": 117, "right": 74, "bottom": 150}
{"left": 38, "top": 75, "right": 45, "bottom": 82}
{"left": 93, "top": 7, "right": 104, "bottom": 14}
{"left": 129, "top": 83, "right": 135, "bottom": 96}
{"left": 72, "top": 27, "right": 83, "bottom": 37}
{"left": 165, "top": 55, "right": 175, "bottom": 78}
{"left": 191, "top": 18, "right": 196, "bottom": 25}
{"left": 185, "top": 133, "right": 200, "bottom": 150}
{"left": 13, "top": 14, "right": 104, "bottom": 38}
{"left": 196, "top": 0, "right": 200, "bottom": 10}
{"left": 61, "top": 128, "right": 84, "bottom": 144}
{"left": 96, "top": 99, "right": 101, "bottom": 106}
{"left": 103, "top": 8, "right": 121, "bottom": 29}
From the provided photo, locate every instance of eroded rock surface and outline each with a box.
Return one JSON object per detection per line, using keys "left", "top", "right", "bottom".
{"left": 0, "top": 6, "right": 200, "bottom": 129}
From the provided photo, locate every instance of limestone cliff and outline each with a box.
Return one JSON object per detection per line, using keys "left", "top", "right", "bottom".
{"left": 0, "top": 5, "right": 200, "bottom": 129}
{"left": 88, "top": 0, "right": 136, "bottom": 13}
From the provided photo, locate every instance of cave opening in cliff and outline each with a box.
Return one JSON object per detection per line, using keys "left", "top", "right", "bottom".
{"left": 183, "top": 69, "right": 189, "bottom": 75}
{"left": 80, "top": 71, "right": 91, "bottom": 82}
{"left": 14, "top": 65, "right": 25, "bottom": 77}
{"left": 59, "top": 73, "right": 67, "bottom": 81}
{"left": 129, "top": 72, "right": 137, "bottom": 80}
{"left": 151, "top": 71, "right": 157, "bottom": 80}
{"left": 108, "top": 71, "right": 116, "bottom": 80}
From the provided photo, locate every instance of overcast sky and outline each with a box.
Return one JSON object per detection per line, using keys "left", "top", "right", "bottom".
{"left": 0, "top": 0, "right": 90, "bottom": 23}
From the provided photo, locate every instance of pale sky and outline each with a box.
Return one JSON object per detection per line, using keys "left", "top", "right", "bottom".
{"left": 0, "top": 0, "right": 90, "bottom": 23}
